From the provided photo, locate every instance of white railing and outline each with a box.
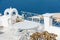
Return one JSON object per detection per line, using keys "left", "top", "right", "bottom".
{"left": 21, "top": 11, "right": 44, "bottom": 24}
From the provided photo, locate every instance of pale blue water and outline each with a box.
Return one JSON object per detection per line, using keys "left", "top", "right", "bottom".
{"left": 0, "top": 0, "right": 60, "bottom": 15}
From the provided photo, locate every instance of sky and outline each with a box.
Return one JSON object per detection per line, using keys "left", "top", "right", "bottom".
{"left": 0, "top": 0, "right": 60, "bottom": 14}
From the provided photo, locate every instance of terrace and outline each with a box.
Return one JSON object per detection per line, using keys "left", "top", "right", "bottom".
{"left": 0, "top": 8, "right": 60, "bottom": 40}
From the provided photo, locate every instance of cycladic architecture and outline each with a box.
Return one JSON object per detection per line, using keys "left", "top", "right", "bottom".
{"left": 0, "top": 7, "right": 21, "bottom": 32}
{"left": 0, "top": 7, "right": 60, "bottom": 40}
{"left": 0, "top": 7, "right": 60, "bottom": 31}
{"left": 0, "top": 7, "right": 60, "bottom": 32}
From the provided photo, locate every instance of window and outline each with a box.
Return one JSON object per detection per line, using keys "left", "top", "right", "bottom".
{"left": 12, "top": 12, "right": 16, "bottom": 15}
{"left": 6, "top": 12, "right": 9, "bottom": 15}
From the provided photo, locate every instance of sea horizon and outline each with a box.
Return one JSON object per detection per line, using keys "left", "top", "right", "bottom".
{"left": 0, "top": 0, "right": 60, "bottom": 15}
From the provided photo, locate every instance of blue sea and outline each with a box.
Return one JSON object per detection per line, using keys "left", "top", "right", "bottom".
{"left": 0, "top": 0, "right": 60, "bottom": 15}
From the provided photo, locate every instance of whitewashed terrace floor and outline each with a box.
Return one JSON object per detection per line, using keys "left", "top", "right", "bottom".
{"left": 0, "top": 25, "right": 60, "bottom": 40}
